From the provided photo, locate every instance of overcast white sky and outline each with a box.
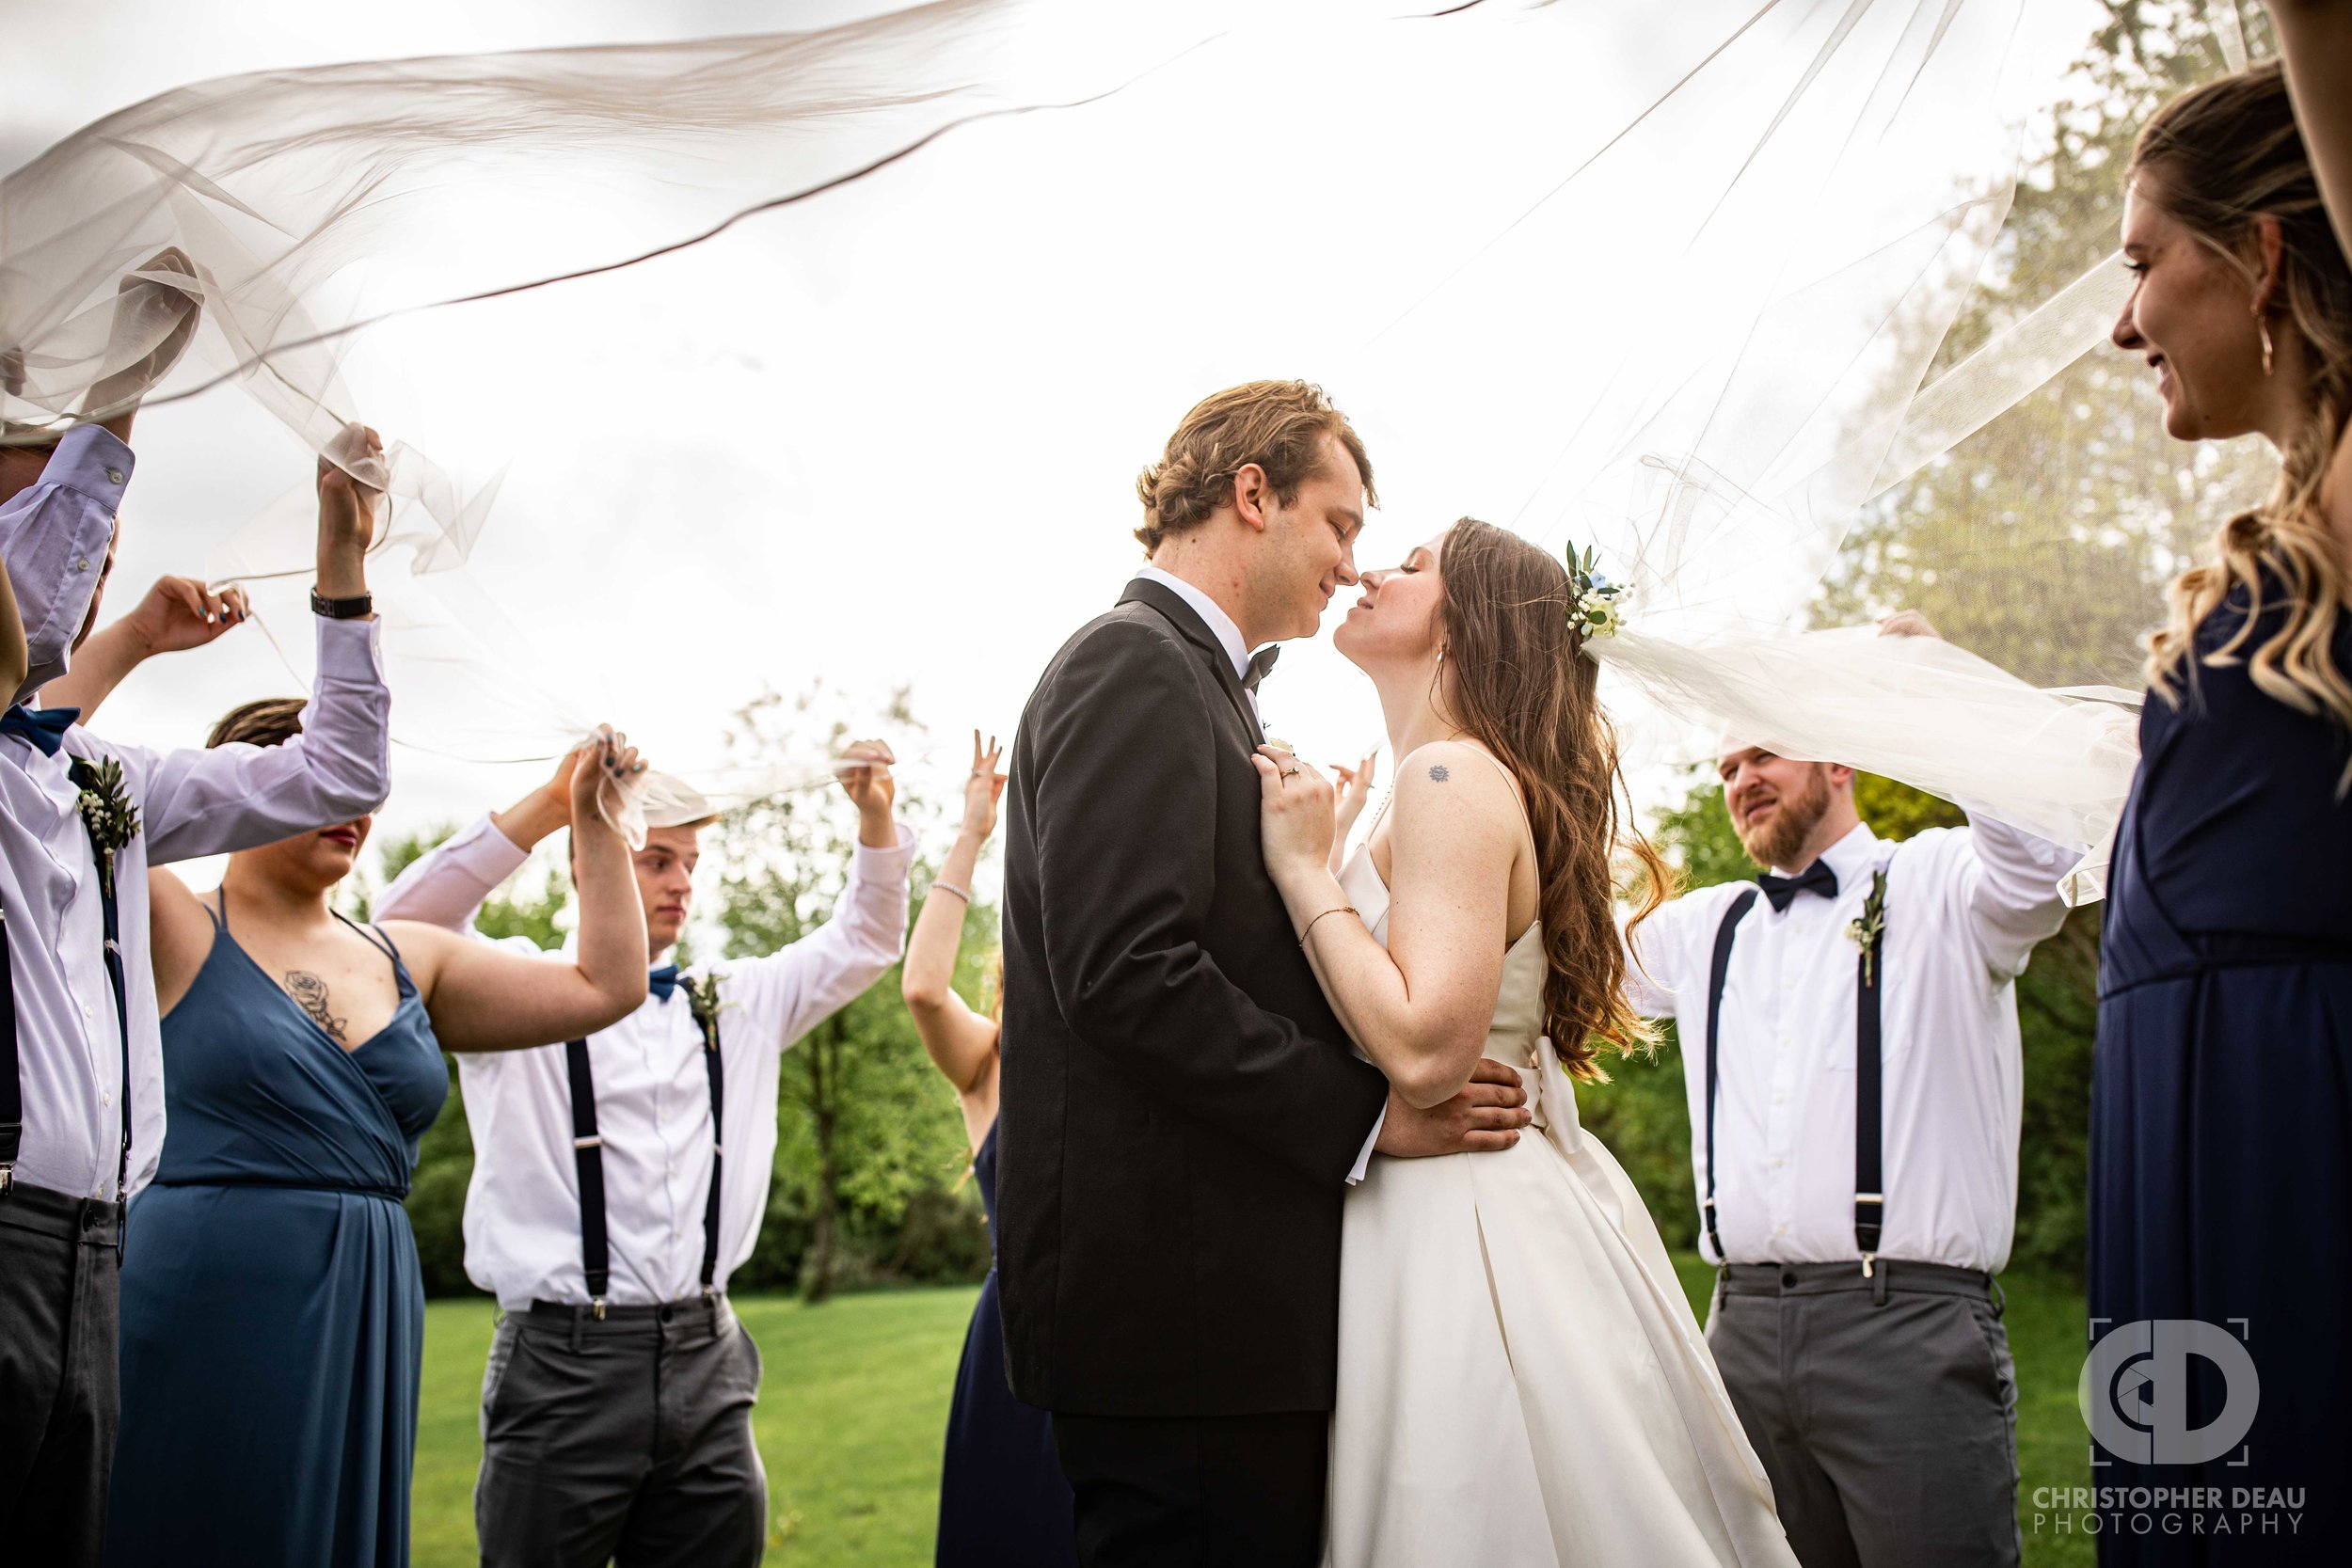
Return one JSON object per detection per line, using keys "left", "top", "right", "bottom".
{"left": 4, "top": 0, "right": 2104, "bottom": 902}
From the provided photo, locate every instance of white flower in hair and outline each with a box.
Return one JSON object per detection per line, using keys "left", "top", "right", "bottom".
{"left": 1565, "top": 542, "right": 1628, "bottom": 641}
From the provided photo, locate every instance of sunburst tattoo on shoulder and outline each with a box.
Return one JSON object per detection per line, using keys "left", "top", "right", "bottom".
{"left": 1427, "top": 764, "right": 1451, "bottom": 783}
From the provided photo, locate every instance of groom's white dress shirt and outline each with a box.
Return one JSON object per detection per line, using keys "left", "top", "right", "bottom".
{"left": 1623, "top": 816, "right": 2072, "bottom": 1274}
{"left": 0, "top": 428, "right": 394, "bottom": 1201}
{"left": 376, "top": 814, "right": 914, "bottom": 1308}
{"left": 1129, "top": 566, "right": 1384, "bottom": 1182}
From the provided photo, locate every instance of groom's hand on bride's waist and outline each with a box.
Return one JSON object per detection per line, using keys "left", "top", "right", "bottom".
{"left": 1373, "top": 1057, "right": 1532, "bottom": 1159}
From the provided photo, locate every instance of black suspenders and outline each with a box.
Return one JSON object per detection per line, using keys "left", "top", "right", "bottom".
{"left": 562, "top": 981, "right": 725, "bottom": 1318}
{"left": 1703, "top": 874, "right": 1888, "bottom": 1275}
{"left": 1699, "top": 890, "right": 1756, "bottom": 1264}
{"left": 0, "top": 771, "right": 135, "bottom": 1213}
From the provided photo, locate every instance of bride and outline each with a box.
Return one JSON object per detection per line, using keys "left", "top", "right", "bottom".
{"left": 1251, "top": 517, "right": 1799, "bottom": 1567}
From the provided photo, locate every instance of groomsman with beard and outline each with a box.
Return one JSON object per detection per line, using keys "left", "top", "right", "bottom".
{"left": 1621, "top": 613, "right": 2074, "bottom": 1568}
{"left": 373, "top": 744, "right": 912, "bottom": 1568}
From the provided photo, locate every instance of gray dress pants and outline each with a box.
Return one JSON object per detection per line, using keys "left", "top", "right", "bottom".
{"left": 476, "top": 1296, "right": 767, "bottom": 1568}
{"left": 0, "top": 1185, "right": 122, "bottom": 1568}
{"left": 1707, "top": 1259, "right": 2023, "bottom": 1568}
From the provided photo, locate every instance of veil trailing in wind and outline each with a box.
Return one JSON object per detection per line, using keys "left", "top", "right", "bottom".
{"left": 0, "top": 0, "right": 2259, "bottom": 881}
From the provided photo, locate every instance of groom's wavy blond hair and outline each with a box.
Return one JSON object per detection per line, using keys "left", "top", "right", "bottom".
{"left": 1134, "top": 381, "right": 1375, "bottom": 553}
{"left": 1437, "top": 519, "right": 1670, "bottom": 1083}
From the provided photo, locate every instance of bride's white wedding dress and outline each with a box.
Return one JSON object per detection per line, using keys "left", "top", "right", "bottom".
{"left": 1324, "top": 797, "right": 1799, "bottom": 1567}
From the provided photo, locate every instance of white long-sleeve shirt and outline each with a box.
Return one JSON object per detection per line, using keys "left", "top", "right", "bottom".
{"left": 374, "top": 813, "right": 914, "bottom": 1308}
{"left": 1623, "top": 816, "right": 2072, "bottom": 1274}
{"left": 0, "top": 616, "right": 393, "bottom": 1201}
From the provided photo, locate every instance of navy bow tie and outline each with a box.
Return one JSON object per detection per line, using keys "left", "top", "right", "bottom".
{"left": 1756, "top": 859, "right": 1839, "bottom": 914}
{"left": 648, "top": 964, "right": 681, "bottom": 1003}
{"left": 1241, "top": 645, "right": 1279, "bottom": 693}
{"left": 1, "top": 704, "right": 81, "bottom": 757}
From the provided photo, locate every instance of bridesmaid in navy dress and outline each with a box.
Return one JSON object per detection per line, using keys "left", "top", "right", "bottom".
{"left": 103, "top": 716, "right": 653, "bottom": 1567}
{"left": 2095, "top": 24, "right": 2352, "bottom": 1563}
{"left": 905, "top": 733, "right": 1077, "bottom": 1568}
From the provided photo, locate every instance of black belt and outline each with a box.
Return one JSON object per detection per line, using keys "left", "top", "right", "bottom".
{"left": 519, "top": 1292, "right": 730, "bottom": 1353}
{"left": 1703, "top": 872, "right": 1888, "bottom": 1275}
{"left": 0, "top": 767, "right": 134, "bottom": 1241}
{"left": 1719, "top": 1258, "right": 2002, "bottom": 1313}
{"left": 564, "top": 982, "right": 726, "bottom": 1320}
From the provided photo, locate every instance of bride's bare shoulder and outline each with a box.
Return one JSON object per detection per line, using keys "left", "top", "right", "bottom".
{"left": 1390, "top": 739, "right": 1525, "bottom": 846}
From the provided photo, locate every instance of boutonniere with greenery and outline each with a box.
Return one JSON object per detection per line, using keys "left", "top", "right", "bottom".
{"left": 1846, "top": 867, "right": 1889, "bottom": 988}
{"left": 68, "top": 755, "right": 140, "bottom": 895}
{"left": 680, "top": 973, "right": 723, "bottom": 1049}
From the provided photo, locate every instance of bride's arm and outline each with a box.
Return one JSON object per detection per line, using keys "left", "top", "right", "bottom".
{"left": 1254, "top": 739, "right": 1522, "bottom": 1109}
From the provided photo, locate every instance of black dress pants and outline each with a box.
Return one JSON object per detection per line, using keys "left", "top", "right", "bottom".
{"left": 0, "top": 1184, "right": 123, "bottom": 1568}
{"left": 1051, "top": 1409, "right": 1327, "bottom": 1568}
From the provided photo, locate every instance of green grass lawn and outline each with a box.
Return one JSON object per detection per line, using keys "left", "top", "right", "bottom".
{"left": 414, "top": 1264, "right": 2095, "bottom": 1566}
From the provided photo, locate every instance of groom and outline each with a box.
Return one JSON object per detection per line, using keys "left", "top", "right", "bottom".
{"left": 996, "top": 380, "right": 1533, "bottom": 1566}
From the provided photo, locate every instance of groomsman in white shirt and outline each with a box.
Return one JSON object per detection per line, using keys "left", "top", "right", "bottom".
{"left": 0, "top": 274, "right": 395, "bottom": 1562}
{"left": 1622, "top": 613, "right": 2074, "bottom": 1568}
{"left": 375, "top": 742, "right": 914, "bottom": 1568}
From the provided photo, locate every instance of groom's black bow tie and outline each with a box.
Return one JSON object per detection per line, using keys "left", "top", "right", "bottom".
{"left": 1756, "top": 859, "right": 1838, "bottom": 914}
{"left": 1241, "top": 645, "right": 1280, "bottom": 694}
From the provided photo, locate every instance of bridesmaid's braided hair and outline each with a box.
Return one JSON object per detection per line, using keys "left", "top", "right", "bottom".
{"left": 2134, "top": 61, "right": 2352, "bottom": 783}
{"left": 1435, "top": 518, "right": 1671, "bottom": 1083}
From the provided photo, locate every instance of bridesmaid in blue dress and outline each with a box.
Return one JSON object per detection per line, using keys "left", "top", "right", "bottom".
{"left": 2094, "top": 27, "right": 2352, "bottom": 1564}
{"left": 104, "top": 714, "right": 654, "bottom": 1567}
{"left": 904, "top": 733, "right": 1077, "bottom": 1567}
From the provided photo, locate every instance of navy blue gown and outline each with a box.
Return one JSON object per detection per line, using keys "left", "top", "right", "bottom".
{"left": 2091, "top": 580, "right": 2352, "bottom": 1563}
{"left": 936, "top": 1121, "right": 1077, "bottom": 1567}
{"left": 106, "top": 908, "right": 447, "bottom": 1568}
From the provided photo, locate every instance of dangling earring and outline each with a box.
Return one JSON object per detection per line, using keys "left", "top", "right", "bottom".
{"left": 1436, "top": 645, "right": 1446, "bottom": 679}
{"left": 2256, "top": 307, "right": 2276, "bottom": 378}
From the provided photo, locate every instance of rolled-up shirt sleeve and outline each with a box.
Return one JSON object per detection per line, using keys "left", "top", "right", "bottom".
{"left": 138, "top": 614, "right": 393, "bottom": 863}
{"left": 1, "top": 425, "right": 131, "bottom": 698}
{"left": 374, "top": 812, "right": 532, "bottom": 935}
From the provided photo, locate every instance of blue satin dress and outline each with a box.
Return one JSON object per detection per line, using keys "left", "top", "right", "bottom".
{"left": 105, "top": 907, "right": 446, "bottom": 1568}
{"left": 2091, "top": 580, "right": 2352, "bottom": 1563}
{"left": 935, "top": 1120, "right": 1077, "bottom": 1567}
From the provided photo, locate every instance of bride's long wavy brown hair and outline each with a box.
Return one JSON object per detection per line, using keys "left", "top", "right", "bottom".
{"left": 1436, "top": 518, "right": 1672, "bottom": 1082}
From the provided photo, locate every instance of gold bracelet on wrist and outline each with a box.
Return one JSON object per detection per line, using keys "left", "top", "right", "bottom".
{"left": 1297, "top": 905, "right": 1359, "bottom": 945}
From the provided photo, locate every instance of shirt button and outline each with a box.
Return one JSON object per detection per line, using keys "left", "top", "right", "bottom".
{"left": 102, "top": 1090, "right": 112, "bottom": 1106}
{"left": 82, "top": 1004, "right": 93, "bottom": 1020}
{"left": 1770, "top": 1157, "right": 1783, "bottom": 1168}
{"left": 1772, "top": 1092, "right": 1786, "bottom": 1104}
{"left": 105, "top": 467, "right": 125, "bottom": 484}
{"left": 75, "top": 558, "right": 90, "bottom": 573}
{"left": 1774, "top": 1224, "right": 1788, "bottom": 1236}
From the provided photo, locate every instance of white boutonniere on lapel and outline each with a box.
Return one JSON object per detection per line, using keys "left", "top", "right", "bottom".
{"left": 69, "top": 754, "right": 140, "bottom": 895}
{"left": 680, "top": 973, "right": 724, "bottom": 1050}
{"left": 1846, "top": 867, "right": 1889, "bottom": 988}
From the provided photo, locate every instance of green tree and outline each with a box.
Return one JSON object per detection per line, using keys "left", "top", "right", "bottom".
{"left": 1819, "top": 2, "right": 2277, "bottom": 689}
{"left": 705, "top": 686, "right": 985, "bottom": 1304}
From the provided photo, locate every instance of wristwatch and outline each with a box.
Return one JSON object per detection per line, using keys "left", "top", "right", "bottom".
{"left": 309, "top": 588, "right": 373, "bottom": 620}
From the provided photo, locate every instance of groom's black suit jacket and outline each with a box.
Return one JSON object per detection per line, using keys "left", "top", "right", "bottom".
{"left": 996, "top": 578, "right": 1391, "bottom": 1418}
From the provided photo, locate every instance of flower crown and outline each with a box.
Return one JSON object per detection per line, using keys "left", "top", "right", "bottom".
{"left": 1565, "top": 542, "right": 1627, "bottom": 641}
